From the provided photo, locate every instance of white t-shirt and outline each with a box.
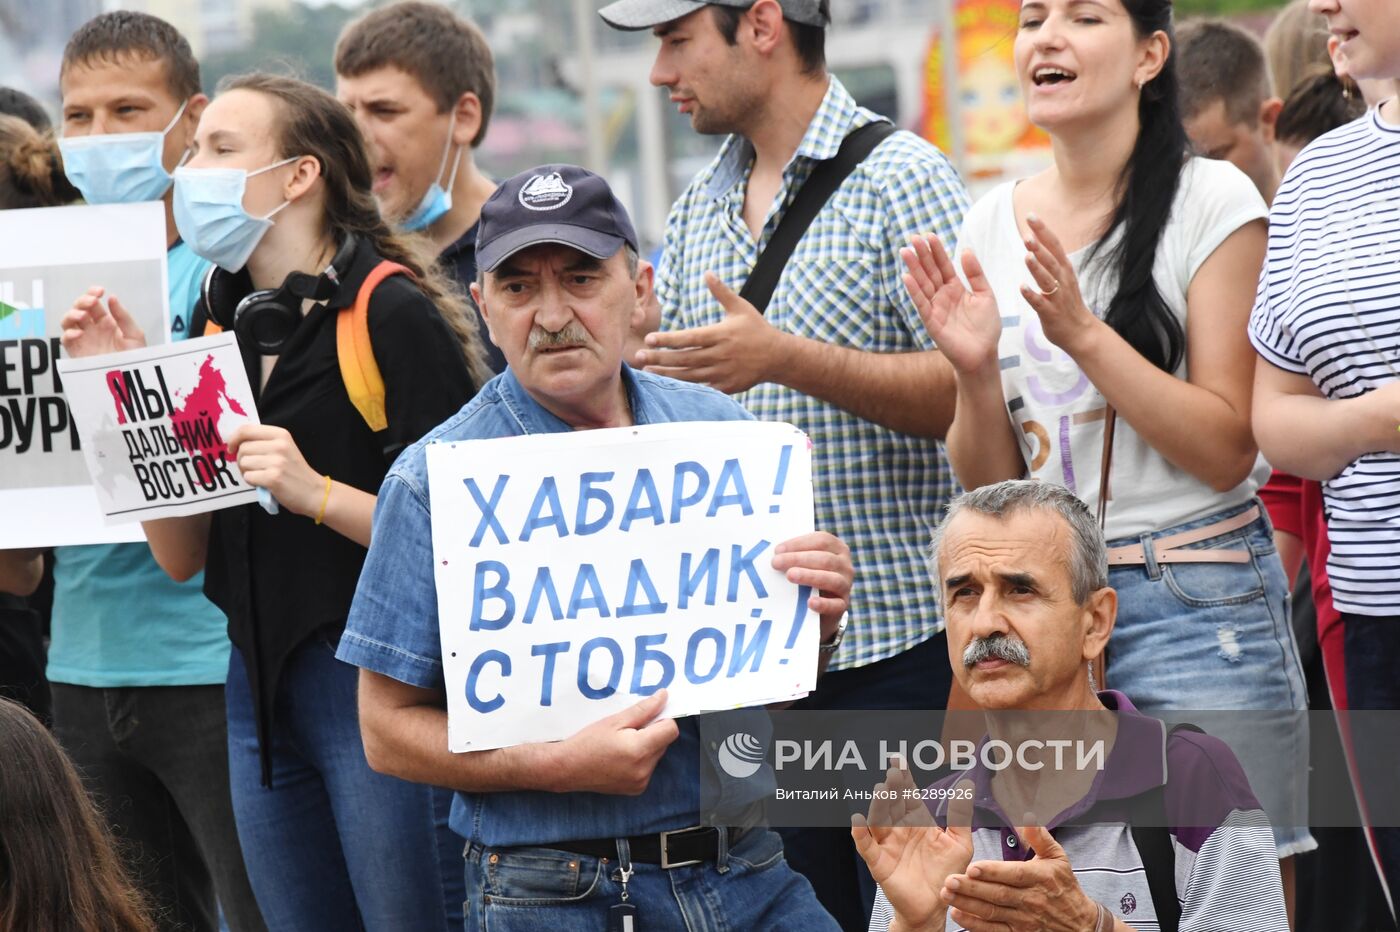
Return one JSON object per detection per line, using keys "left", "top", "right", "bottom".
{"left": 1249, "top": 107, "right": 1400, "bottom": 616}
{"left": 957, "top": 158, "right": 1269, "bottom": 540}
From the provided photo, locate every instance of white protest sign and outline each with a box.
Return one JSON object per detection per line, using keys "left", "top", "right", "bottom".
{"left": 57, "top": 332, "right": 262, "bottom": 522}
{"left": 0, "top": 202, "right": 171, "bottom": 546}
{"left": 428, "top": 420, "right": 817, "bottom": 752}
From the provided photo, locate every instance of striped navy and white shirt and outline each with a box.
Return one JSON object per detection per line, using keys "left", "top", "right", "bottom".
{"left": 868, "top": 692, "right": 1288, "bottom": 932}
{"left": 1249, "top": 108, "right": 1400, "bottom": 616}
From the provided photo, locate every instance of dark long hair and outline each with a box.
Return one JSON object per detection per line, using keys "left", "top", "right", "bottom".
{"left": 220, "top": 72, "right": 491, "bottom": 388}
{"left": 1084, "top": 0, "right": 1187, "bottom": 374}
{"left": 0, "top": 698, "right": 152, "bottom": 931}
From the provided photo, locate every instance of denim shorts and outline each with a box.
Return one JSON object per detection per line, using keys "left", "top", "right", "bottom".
{"left": 1105, "top": 499, "right": 1314, "bottom": 857}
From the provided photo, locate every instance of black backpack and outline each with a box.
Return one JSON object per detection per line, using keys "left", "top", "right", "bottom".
{"left": 1124, "top": 723, "right": 1204, "bottom": 932}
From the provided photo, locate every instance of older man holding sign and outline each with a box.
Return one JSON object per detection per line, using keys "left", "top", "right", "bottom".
{"left": 338, "top": 164, "right": 851, "bottom": 931}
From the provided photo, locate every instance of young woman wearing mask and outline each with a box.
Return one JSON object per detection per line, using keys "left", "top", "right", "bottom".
{"left": 62, "top": 73, "right": 487, "bottom": 930}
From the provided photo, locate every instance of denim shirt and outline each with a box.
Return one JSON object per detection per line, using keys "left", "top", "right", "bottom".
{"left": 338, "top": 365, "right": 760, "bottom": 846}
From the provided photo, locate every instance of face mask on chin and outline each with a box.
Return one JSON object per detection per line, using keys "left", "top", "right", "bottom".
{"left": 59, "top": 100, "right": 190, "bottom": 204}
{"left": 400, "top": 111, "right": 462, "bottom": 232}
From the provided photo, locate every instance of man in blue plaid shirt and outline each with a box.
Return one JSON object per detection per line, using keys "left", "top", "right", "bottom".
{"left": 600, "top": 0, "right": 971, "bottom": 925}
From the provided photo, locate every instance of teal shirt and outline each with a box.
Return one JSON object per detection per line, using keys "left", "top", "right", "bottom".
{"left": 48, "top": 241, "right": 230, "bottom": 687}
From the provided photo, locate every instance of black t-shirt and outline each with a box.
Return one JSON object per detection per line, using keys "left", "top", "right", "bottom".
{"left": 201, "top": 238, "right": 477, "bottom": 768}
{"left": 440, "top": 221, "right": 506, "bottom": 376}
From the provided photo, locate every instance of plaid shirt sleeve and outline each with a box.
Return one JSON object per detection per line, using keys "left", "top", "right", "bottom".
{"left": 875, "top": 144, "right": 971, "bottom": 351}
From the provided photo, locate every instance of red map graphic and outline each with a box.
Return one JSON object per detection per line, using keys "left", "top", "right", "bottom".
{"left": 171, "top": 356, "right": 247, "bottom": 460}
{"left": 104, "top": 355, "right": 247, "bottom": 459}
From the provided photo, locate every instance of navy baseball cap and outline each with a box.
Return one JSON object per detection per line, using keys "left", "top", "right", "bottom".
{"left": 599, "top": 0, "right": 829, "bottom": 31}
{"left": 476, "top": 165, "right": 640, "bottom": 273}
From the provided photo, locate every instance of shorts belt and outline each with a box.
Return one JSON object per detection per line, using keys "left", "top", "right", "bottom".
{"left": 1105, "top": 505, "right": 1259, "bottom": 566}
{"left": 548, "top": 826, "right": 725, "bottom": 868}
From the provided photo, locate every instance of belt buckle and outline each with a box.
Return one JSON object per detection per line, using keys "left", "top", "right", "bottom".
{"left": 659, "top": 826, "right": 705, "bottom": 869}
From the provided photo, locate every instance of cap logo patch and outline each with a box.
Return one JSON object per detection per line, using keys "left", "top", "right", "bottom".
{"left": 519, "top": 172, "right": 574, "bottom": 211}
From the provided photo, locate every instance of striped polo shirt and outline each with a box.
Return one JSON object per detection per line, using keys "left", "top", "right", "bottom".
{"left": 1249, "top": 107, "right": 1400, "bottom": 616}
{"left": 869, "top": 692, "right": 1288, "bottom": 931}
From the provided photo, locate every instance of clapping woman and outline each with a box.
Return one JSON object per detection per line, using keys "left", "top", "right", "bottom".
{"left": 902, "top": 0, "right": 1311, "bottom": 881}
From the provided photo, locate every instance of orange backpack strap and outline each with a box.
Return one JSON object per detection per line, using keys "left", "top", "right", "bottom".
{"left": 336, "top": 260, "right": 411, "bottom": 433}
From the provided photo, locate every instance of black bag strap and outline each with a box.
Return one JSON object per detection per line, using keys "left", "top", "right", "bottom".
{"left": 739, "top": 120, "right": 897, "bottom": 314}
{"left": 1128, "top": 723, "right": 1202, "bottom": 932}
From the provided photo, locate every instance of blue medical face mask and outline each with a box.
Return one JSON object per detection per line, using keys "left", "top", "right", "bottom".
{"left": 172, "top": 156, "right": 300, "bottom": 273}
{"left": 400, "top": 111, "right": 462, "bottom": 232}
{"left": 58, "top": 100, "right": 189, "bottom": 204}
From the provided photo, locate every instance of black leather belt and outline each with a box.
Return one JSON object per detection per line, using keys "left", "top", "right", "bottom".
{"left": 549, "top": 826, "right": 724, "bottom": 869}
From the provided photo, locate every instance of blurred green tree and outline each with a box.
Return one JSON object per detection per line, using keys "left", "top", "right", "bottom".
{"left": 200, "top": 1, "right": 369, "bottom": 93}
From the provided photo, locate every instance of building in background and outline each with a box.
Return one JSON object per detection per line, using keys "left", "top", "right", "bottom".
{"left": 3, "top": 0, "right": 1283, "bottom": 248}
{"left": 577, "top": 0, "right": 986, "bottom": 248}
{"left": 0, "top": 0, "right": 102, "bottom": 113}
{"left": 131, "top": 0, "right": 293, "bottom": 58}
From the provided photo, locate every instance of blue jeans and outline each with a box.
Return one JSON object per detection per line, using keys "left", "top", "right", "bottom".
{"left": 465, "top": 828, "right": 839, "bottom": 932}
{"left": 1104, "top": 500, "right": 1312, "bottom": 856}
{"left": 226, "top": 638, "right": 465, "bottom": 931}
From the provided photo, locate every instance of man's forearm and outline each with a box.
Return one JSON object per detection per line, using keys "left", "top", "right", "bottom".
{"left": 770, "top": 334, "right": 956, "bottom": 440}
{"left": 360, "top": 694, "right": 558, "bottom": 793}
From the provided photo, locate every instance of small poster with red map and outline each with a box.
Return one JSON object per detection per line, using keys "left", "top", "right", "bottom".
{"left": 57, "top": 332, "right": 262, "bottom": 522}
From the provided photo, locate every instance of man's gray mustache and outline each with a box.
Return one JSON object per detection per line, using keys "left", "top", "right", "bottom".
{"left": 963, "top": 634, "right": 1031, "bottom": 668}
{"left": 529, "top": 324, "right": 590, "bottom": 349}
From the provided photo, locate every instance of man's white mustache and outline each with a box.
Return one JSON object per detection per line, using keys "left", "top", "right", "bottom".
{"left": 963, "top": 634, "right": 1031, "bottom": 668}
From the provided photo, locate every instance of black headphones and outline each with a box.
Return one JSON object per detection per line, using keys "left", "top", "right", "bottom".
{"left": 202, "top": 234, "right": 359, "bottom": 354}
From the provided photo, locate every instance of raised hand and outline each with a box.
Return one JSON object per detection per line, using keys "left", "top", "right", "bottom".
{"left": 853, "top": 766, "right": 976, "bottom": 931}
{"left": 636, "top": 273, "right": 786, "bottom": 395}
{"left": 902, "top": 234, "right": 1002, "bottom": 376}
{"left": 1020, "top": 215, "right": 1100, "bottom": 356}
{"left": 60, "top": 286, "right": 148, "bottom": 358}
